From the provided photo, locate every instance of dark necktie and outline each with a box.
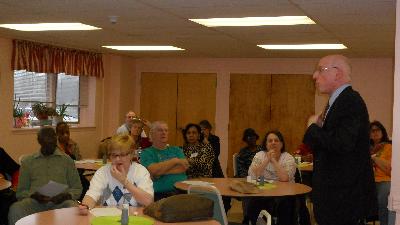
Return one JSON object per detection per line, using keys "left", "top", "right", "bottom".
{"left": 322, "top": 102, "right": 330, "bottom": 124}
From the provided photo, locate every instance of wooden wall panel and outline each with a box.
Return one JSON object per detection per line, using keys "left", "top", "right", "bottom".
{"left": 270, "top": 74, "right": 315, "bottom": 153}
{"left": 176, "top": 74, "right": 216, "bottom": 146}
{"left": 140, "top": 72, "right": 178, "bottom": 145}
{"left": 228, "top": 74, "right": 271, "bottom": 177}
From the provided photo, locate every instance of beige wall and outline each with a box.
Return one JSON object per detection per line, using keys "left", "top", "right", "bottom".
{"left": 134, "top": 58, "right": 394, "bottom": 174}
{"left": 101, "top": 54, "right": 137, "bottom": 138}
{"left": 0, "top": 36, "right": 394, "bottom": 175}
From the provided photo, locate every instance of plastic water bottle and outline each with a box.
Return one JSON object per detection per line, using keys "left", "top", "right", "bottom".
{"left": 121, "top": 203, "right": 129, "bottom": 225}
{"left": 259, "top": 176, "right": 265, "bottom": 186}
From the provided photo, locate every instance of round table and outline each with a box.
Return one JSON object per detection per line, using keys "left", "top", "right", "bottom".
{"left": 175, "top": 177, "right": 311, "bottom": 197}
{"left": 15, "top": 207, "right": 219, "bottom": 225}
{"left": 75, "top": 160, "right": 103, "bottom": 171}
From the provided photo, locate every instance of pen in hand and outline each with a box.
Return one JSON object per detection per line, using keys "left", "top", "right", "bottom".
{"left": 77, "top": 200, "right": 91, "bottom": 215}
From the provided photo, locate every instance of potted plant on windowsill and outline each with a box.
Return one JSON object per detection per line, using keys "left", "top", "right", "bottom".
{"left": 13, "top": 98, "right": 26, "bottom": 128}
{"left": 53, "top": 104, "right": 69, "bottom": 125}
{"left": 32, "top": 102, "right": 56, "bottom": 126}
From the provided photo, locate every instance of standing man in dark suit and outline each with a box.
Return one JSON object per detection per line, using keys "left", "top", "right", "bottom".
{"left": 304, "top": 54, "right": 377, "bottom": 225}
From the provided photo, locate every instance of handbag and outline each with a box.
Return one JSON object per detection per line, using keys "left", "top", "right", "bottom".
{"left": 143, "top": 194, "right": 213, "bottom": 222}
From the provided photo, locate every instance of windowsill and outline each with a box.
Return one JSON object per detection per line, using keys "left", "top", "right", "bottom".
{"left": 11, "top": 125, "right": 96, "bottom": 134}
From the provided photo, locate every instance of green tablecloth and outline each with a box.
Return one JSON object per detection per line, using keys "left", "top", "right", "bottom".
{"left": 91, "top": 216, "right": 154, "bottom": 225}
{"left": 258, "top": 183, "right": 276, "bottom": 190}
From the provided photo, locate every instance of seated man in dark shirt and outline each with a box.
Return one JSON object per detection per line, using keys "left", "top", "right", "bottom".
{"left": 8, "top": 127, "right": 82, "bottom": 225}
{"left": 236, "top": 128, "right": 262, "bottom": 178}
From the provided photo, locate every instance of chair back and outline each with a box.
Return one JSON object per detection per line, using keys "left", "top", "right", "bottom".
{"left": 188, "top": 184, "right": 228, "bottom": 225}
{"left": 256, "top": 210, "right": 272, "bottom": 225}
{"left": 233, "top": 153, "right": 238, "bottom": 177}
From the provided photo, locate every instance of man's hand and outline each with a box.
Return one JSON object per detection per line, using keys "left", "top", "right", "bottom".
{"left": 51, "top": 192, "right": 72, "bottom": 205}
{"left": 307, "top": 114, "right": 322, "bottom": 127}
{"left": 179, "top": 158, "right": 190, "bottom": 170}
{"left": 31, "top": 192, "right": 51, "bottom": 204}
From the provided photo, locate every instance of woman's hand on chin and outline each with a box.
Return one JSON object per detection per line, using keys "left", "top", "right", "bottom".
{"left": 111, "top": 164, "right": 127, "bottom": 184}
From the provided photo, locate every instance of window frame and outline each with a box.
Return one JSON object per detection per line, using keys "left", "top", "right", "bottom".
{"left": 13, "top": 70, "right": 82, "bottom": 125}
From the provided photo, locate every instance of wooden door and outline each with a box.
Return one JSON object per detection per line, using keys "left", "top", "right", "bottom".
{"left": 228, "top": 74, "right": 272, "bottom": 177}
{"left": 176, "top": 73, "right": 217, "bottom": 147}
{"left": 140, "top": 72, "right": 178, "bottom": 145}
{"left": 270, "top": 74, "right": 315, "bottom": 153}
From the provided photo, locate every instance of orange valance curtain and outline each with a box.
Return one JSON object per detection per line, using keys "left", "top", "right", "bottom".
{"left": 11, "top": 39, "right": 104, "bottom": 77}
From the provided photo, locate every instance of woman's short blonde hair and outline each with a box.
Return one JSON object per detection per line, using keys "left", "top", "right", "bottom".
{"left": 107, "top": 134, "right": 134, "bottom": 155}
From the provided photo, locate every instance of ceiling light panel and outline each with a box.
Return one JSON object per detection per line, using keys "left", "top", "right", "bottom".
{"left": 258, "top": 44, "right": 347, "bottom": 50}
{"left": 0, "top": 23, "right": 101, "bottom": 31}
{"left": 102, "top": 46, "right": 184, "bottom": 51}
{"left": 189, "top": 16, "right": 315, "bottom": 27}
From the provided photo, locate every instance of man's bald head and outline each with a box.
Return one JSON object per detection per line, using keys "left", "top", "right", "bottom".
{"left": 321, "top": 54, "right": 352, "bottom": 82}
{"left": 313, "top": 54, "right": 352, "bottom": 95}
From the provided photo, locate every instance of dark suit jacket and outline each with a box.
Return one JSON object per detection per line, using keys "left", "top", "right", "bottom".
{"left": 303, "top": 86, "right": 377, "bottom": 225}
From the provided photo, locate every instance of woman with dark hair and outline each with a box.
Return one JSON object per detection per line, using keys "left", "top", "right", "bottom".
{"left": 247, "top": 130, "right": 297, "bottom": 225}
{"left": 236, "top": 128, "right": 263, "bottom": 178}
{"left": 182, "top": 123, "right": 214, "bottom": 178}
{"left": 370, "top": 121, "right": 392, "bottom": 225}
{"left": 129, "top": 118, "right": 152, "bottom": 150}
{"left": 199, "top": 120, "right": 224, "bottom": 178}
{"left": 56, "top": 122, "right": 81, "bottom": 160}
{"left": 56, "top": 122, "right": 88, "bottom": 200}
{"left": 249, "top": 130, "right": 296, "bottom": 182}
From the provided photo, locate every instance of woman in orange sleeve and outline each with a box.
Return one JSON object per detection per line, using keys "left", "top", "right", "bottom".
{"left": 370, "top": 121, "right": 392, "bottom": 225}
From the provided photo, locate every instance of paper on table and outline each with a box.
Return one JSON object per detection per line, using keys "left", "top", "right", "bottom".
{"left": 90, "top": 207, "right": 122, "bottom": 217}
{"left": 36, "top": 180, "right": 68, "bottom": 197}
{"left": 181, "top": 180, "right": 214, "bottom": 186}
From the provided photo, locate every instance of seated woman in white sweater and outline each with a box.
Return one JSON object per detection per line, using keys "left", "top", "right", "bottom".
{"left": 247, "top": 130, "right": 297, "bottom": 225}
{"left": 79, "top": 134, "right": 154, "bottom": 215}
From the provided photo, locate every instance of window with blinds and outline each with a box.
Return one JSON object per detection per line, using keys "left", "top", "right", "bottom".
{"left": 14, "top": 70, "right": 86, "bottom": 123}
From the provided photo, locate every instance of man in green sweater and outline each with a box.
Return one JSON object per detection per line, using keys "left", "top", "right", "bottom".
{"left": 8, "top": 127, "right": 82, "bottom": 225}
{"left": 140, "top": 121, "right": 188, "bottom": 201}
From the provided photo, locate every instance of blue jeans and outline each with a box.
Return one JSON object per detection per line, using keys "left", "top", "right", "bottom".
{"left": 376, "top": 181, "right": 391, "bottom": 225}
{"left": 388, "top": 210, "right": 396, "bottom": 225}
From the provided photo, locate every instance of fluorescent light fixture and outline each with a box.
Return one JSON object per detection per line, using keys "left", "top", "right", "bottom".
{"left": 0, "top": 23, "right": 101, "bottom": 31}
{"left": 189, "top": 16, "right": 315, "bottom": 27}
{"left": 257, "top": 44, "right": 347, "bottom": 50}
{"left": 102, "top": 46, "right": 185, "bottom": 51}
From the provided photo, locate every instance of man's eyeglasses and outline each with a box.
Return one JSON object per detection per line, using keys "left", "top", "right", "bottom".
{"left": 314, "top": 66, "right": 338, "bottom": 73}
{"left": 109, "top": 152, "right": 131, "bottom": 159}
